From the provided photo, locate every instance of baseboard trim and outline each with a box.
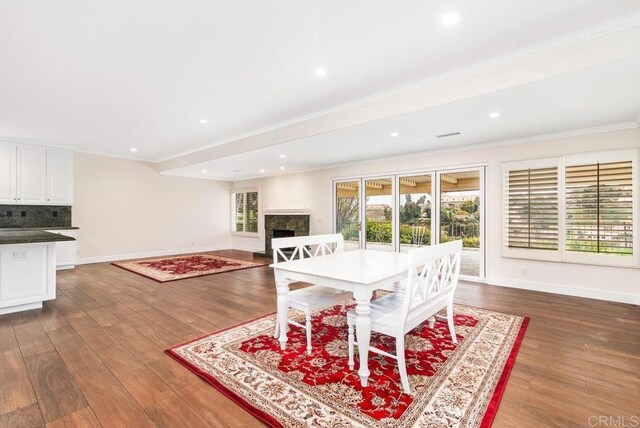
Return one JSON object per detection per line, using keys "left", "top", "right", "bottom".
{"left": 232, "top": 244, "right": 265, "bottom": 253}
{"left": 76, "top": 245, "right": 229, "bottom": 265}
{"left": 489, "top": 277, "right": 639, "bottom": 305}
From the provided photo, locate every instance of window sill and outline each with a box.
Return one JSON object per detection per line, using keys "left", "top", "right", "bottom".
{"left": 231, "top": 232, "right": 260, "bottom": 238}
{"left": 502, "top": 251, "right": 639, "bottom": 269}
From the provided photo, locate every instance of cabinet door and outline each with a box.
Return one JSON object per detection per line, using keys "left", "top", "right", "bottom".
{"left": 17, "top": 146, "right": 46, "bottom": 204}
{"left": 0, "top": 244, "right": 50, "bottom": 302}
{"left": 0, "top": 142, "right": 17, "bottom": 203}
{"left": 46, "top": 149, "right": 74, "bottom": 204}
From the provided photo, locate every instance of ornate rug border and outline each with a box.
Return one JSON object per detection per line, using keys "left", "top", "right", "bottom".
{"left": 165, "top": 308, "right": 530, "bottom": 428}
{"left": 479, "top": 314, "right": 529, "bottom": 428}
{"left": 112, "top": 254, "right": 268, "bottom": 283}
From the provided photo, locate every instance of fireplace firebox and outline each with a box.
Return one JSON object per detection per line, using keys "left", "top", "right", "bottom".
{"left": 272, "top": 229, "right": 295, "bottom": 239}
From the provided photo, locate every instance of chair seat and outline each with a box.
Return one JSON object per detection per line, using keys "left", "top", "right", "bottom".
{"left": 289, "top": 285, "right": 351, "bottom": 312}
{"left": 348, "top": 291, "right": 448, "bottom": 335}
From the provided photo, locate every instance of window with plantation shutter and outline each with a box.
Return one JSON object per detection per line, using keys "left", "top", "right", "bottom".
{"left": 503, "top": 150, "right": 637, "bottom": 267}
{"left": 231, "top": 189, "right": 259, "bottom": 234}
{"left": 565, "top": 161, "right": 633, "bottom": 256}
{"left": 246, "top": 191, "right": 259, "bottom": 233}
{"left": 507, "top": 167, "right": 559, "bottom": 251}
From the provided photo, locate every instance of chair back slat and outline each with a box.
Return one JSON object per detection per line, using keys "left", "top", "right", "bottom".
{"left": 272, "top": 234, "right": 344, "bottom": 264}
{"left": 400, "top": 240, "right": 462, "bottom": 325}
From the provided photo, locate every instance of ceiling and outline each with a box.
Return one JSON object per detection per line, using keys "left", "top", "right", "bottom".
{"left": 164, "top": 54, "right": 640, "bottom": 180}
{"left": 1, "top": 0, "right": 640, "bottom": 164}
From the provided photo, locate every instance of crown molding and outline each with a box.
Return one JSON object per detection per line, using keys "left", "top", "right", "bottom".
{"left": 156, "top": 12, "right": 640, "bottom": 164}
{"left": 0, "top": 136, "right": 77, "bottom": 151}
{"left": 0, "top": 136, "right": 159, "bottom": 163}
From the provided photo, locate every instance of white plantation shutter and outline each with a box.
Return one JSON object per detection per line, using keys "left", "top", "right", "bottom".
{"left": 507, "top": 167, "right": 559, "bottom": 250}
{"left": 503, "top": 158, "right": 561, "bottom": 261}
{"left": 232, "top": 192, "right": 245, "bottom": 232}
{"left": 503, "top": 150, "right": 638, "bottom": 267}
{"left": 231, "top": 189, "right": 259, "bottom": 234}
{"left": 566, "top": 161, "right": 633, "bottom": 256}
{"left": 246, "top": 191, "right": 259, "bottom": 233}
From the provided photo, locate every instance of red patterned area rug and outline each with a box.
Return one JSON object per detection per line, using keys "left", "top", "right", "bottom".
{"left": 166, "top": 303, "right": 528, "bottom": 427}
{"left": 112, "top": 254, "right": 267, "bottom": 282}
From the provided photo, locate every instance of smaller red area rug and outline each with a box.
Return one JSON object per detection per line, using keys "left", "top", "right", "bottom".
{"left": 166, "top": 303, "right": 528, "bottom": 427}
{"left": 112, "top": 254, "right": 267, "bottom": 282}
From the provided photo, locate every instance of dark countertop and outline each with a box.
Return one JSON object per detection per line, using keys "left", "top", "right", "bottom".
{"left": 0, "top": 226, "right": 79, "bottom": 231}
{"left": 0, "top": 230, "right": 77, "bottom": 245}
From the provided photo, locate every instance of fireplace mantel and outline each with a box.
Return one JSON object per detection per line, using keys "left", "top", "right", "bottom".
{"left": 263, "top": 209, "right": 312, "bottom": 215}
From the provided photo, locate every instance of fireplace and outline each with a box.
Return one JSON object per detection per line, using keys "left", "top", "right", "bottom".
{"left": 259, "top": 210, "right": 311, "bottom": 257}
{"left": 273, "top": 229, "right": 295, "bottom": 239}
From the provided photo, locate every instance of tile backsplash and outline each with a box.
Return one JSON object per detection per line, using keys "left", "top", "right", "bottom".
{"left": 0, "top": 205, "right": 72, "bottom": 228}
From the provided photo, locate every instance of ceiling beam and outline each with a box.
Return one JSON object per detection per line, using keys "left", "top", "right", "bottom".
{"left": 336, "top": 183, "right": 358, "bottom": 191}
{"left": 157, "top": 24, "right": 640, "bottom": 171}
{"left": 365, "top": 181, "right": 384, "bottom": 189}
{"left": 399, "top": 178, "right": 417, "bottom": 187}
{"left": 440, "top": 174, "right": 459, "bottom": 184}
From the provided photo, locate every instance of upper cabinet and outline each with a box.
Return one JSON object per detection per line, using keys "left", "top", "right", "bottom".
{"left": 0, "top": 142, "right": 74, "bottom": 205}
{"left": 46, "top": 148, "right": 74, "bottom": 204}
{"left": 17, "top": 145, "right": 46, "bottom": 203}
{"left": 0, "top": 143, "right": 17, "bottom": 203}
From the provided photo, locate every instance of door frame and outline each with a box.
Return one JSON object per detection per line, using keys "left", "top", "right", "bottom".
{"left": 434, "top": 166, "right": 486, "bottom": 281}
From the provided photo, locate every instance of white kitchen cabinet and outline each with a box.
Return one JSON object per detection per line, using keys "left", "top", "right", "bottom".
{"left": 0, "top": 242, "right": 56, "bottom": 315}
{"left": 46, "top": 148, "right": 74, "bottom": 204}
{"left": 17, "top": 145, "right": 46, "bottom": 203}
{"left": 0, "top": 142, "right": 17, "bottom": 203}
{"left": 45, "top": 229, "right": 77, "bottom": 269}
{"left": 0, "top": 142, "right": 74, "bottom": 205}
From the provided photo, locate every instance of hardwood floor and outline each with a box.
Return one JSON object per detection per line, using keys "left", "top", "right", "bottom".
{"left": 0, "top": 250, "right": 638, "bottom": 427}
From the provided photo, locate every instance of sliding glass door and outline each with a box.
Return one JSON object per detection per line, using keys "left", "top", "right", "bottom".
{"left": 364, "top": 177, "right": 394, "bottom": 251}
{"left": 437, "top": 169, "right": 484, "bottom": 278}
{"left": 398, "top": 174, "right": 433, "bottom": 252}
{"left": 333, "top": 167, "right": 485, "bottom": 280}
{"left": 335, "top": 180, "right": 361, "bottom": 251}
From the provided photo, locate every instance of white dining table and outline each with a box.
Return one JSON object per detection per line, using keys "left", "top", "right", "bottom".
{"left": 270, "top": 249, "right": 410, "bottom": 387}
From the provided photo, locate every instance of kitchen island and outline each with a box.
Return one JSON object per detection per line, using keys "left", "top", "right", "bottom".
{"left": 0, "top": 230, "right": 75, "bottom": 315}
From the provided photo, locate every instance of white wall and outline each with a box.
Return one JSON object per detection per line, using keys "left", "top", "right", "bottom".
{"left": 74, "top": 153, "right": 231, "bottom": 263}
{"left": 232, "top": 127, "right": 640, "bottom": 304}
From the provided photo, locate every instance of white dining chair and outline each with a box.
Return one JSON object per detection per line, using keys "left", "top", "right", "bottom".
{"left": 347, "top": 240, "right": 462, "bottom": 393}
{"left": 272, "top": 233, "right": 351, "bottom": 355}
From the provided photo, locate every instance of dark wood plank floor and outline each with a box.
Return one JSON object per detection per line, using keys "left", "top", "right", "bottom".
{"left": 0, "top": 250, "right": 638, "bottom": 427}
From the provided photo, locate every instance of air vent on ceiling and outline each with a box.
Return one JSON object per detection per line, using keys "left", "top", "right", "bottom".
{"left": 436, "top": 131, "right": 462, "bottom": 138}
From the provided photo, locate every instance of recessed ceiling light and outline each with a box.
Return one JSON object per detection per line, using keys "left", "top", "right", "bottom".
{"left": 489, "top": 111, "right": 501, "bottom": 119}
{"left": 130, "top": 147, "right": 138, "bottom": 153}
{"left": 259, "top": 169, "right": 265, "bottom": 173}
{"left": 314, "top": 67, "right": 327, "bottom": 78}
{"left": 279, "top": 166, "right": 285, "bottom": 170}
{"left": 201, "top": 169, "right": 208, "bottom": 173}
{"left": 199, "top": 119, "right": 208, "bottom": 124}
{"left": 279, "top": 154, "right": 286, "bottom": 159}
{"left": 439, "top": 12, "right": 460, "bottom": 27}
{"left": 390, "top": 132, "right": 399, "bottom": 138}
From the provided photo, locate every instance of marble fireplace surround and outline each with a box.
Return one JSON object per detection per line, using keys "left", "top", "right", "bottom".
{"left": 262, "top": 209, "right": 311, "bottom": 257}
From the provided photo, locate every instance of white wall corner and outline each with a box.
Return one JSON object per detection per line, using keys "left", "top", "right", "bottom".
{"left": 488, "top": 277, "right": 639, "bottom": 306}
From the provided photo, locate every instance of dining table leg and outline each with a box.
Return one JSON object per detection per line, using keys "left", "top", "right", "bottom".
{"left": 353, "top": 285, "right": 373, "bottom": 387}
{"left": 275, "top": 272, "right": 290, "bottom": 351}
